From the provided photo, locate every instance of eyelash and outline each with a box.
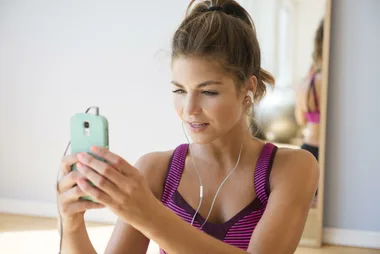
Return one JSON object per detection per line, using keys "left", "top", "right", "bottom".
{"left": 172, "top": 89, "right": 219, "bottom": 96}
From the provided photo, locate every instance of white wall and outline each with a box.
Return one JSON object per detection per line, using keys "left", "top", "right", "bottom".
{"left": 0, "top": 0, "right": 189, "bottom": 204}
{"left": 240, "top": 0, "right": 277, "bottom": 76}
{"left": 241, "top": 0, "right": 325, "bottom": 87}
{"left": 292, "top": 0, "right": 325, "bottom": 84}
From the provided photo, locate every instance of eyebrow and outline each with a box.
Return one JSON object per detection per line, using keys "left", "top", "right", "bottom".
{"left": 171, "top": 80, "right": 223, "bottom": 88}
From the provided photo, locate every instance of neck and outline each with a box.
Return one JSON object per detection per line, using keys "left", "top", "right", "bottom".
{"left": 191, "top": 119, "right": 253, "bottom": 173}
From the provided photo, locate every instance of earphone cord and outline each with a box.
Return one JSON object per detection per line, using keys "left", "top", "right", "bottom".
{"left": 182, "top": 121, "right": 250, "bottom": 230}
{"left": 182, "top": 122, "right": 204, "bottom": 226}
{"left": 56, "top": 106, "right": 98, "bottom": 254}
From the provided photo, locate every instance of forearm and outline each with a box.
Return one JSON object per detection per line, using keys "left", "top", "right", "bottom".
{"left": 138, "top": 202, "right": 249, "bottom": 254}
{"left": 61, "top": 225, "right": 97, "bottom": 254}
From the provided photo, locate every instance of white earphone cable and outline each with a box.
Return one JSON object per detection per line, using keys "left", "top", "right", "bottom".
{"left": 181, "top": 121, "right": 204, "bottom": 226}
{"left": 181, "top": 120, "right": 250, "bottom": 230}
{"left": 57, "top": 106, "right": 99, "bottom": 254}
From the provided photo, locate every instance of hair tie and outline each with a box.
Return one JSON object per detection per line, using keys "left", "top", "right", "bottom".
{"left": 203, "top": 6, "right": 224, "bottom": 12}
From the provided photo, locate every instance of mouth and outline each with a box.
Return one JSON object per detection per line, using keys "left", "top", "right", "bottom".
{"left": 190, "top": 122, "right": 208, "bottom": 127}
{"left": 185, "top": 121, "right": 209, "bottom": 131}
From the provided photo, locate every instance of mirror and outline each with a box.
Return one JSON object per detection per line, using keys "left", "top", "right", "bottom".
{"left": 239, "top": 0, "right": 331, "bottom": 247}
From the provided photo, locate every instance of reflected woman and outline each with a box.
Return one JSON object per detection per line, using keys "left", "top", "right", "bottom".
{"left": 295, "top": 19, "right": 324, "bottom": 161}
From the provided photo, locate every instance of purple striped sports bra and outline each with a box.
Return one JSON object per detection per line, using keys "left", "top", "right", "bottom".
{"left": 160, "top": 142, "right": 278, "bottom": 253}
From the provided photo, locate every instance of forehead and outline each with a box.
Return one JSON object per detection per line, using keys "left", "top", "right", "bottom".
{"left": 172, "top": 56, "right": 222, "bottom": 74}
{"left": 171, "top": 56, "right": 234, "bottom": 86}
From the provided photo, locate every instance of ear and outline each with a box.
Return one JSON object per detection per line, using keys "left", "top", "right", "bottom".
{"left": 247, "top": 75, "right": 257, "bottom": 95}
{"left": 243, "top": 75, "right": 257, "bottom": 97}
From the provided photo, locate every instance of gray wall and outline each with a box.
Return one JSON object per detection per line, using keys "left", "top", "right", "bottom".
{"left": 324, "top": 0, "right": 380, "bottom": 232}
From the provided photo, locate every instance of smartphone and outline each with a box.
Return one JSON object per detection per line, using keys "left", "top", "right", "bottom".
{"left": 70, "top": 112, "right": 109, "bottom": 201}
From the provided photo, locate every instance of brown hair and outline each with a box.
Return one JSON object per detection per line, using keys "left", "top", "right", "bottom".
{"left": 171, "top": 0, "right": 275, "bottom": 103}
{"left": 313, "top": 18, "right": 324, "bottom": 66}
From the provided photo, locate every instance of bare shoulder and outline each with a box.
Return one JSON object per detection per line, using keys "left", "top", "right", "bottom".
{"left": 270, "top": 147, "right": 319, "bottom": 195}
{"left": 134, "top": 149, "right": 174, "bottom": 199}
{"left": 134, "top": 150, "right": 174, "bottom": 173}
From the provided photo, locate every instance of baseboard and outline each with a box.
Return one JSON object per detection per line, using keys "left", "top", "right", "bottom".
{"left": 0, "top": 198, "right": 117, "bottom": 224}
{"left": 323, "top": 227, "right": 380, "bottom": 250}
{"left": 1, "top": 198, "right": 379, "bottom": 249}
{"left": 299, "top": 238, "right": 319, "bottom": 247}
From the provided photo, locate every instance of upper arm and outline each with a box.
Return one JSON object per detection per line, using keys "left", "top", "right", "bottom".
{"left": 247, "top": 149, "right": 319, "bottom": 254}
{"left": 294, "top": 81, "right": 307, "bottom": 127}
{"left": 294, "top": 79, "right": 307, "bottom": 126}
{"left": 295, "top": 103, "right": 306, "bottom": 126}
{"left": 105, "top": 151, "right": 173, "bottom": 254}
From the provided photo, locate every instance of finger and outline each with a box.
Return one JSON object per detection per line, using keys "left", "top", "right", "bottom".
{"left": 89, "top": 146, "right": 133, "bottom": 172}
{"left": 58, "top": 171, "right": 83, "bottom": 193}
{"left": 60, "top": 200, "right": 105, "bottom": 217}
{"left": 76, "top": 177, "right": 113, "bottom": 206}
{"left": 61, "top": 153, "right": 79, "bottom": 176}
{"left": 59, "top": 185, "right": 86, "bottom": 204}
{"left": 77, "top": 153, "right": 128, "bottom": 186}
{"left": 76, "top": 162, "right": 122, "bottom": 199}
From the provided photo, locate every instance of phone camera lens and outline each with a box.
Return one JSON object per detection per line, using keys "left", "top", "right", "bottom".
{"left": 84, "top": 122, "right": 90, "bottom": 128}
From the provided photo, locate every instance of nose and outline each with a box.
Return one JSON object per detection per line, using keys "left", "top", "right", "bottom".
{"left": 184, "top": 94, "right": 202, "bottom": 117}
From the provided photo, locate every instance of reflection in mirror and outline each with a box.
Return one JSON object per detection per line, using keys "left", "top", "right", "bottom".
{"left": 241, "top": 0, "right": 329, "bottom": 247}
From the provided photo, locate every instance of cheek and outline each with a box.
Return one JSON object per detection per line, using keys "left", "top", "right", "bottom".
{"left": 207, "top": 97, "right": 241, "bottom": 121}
{"left": 173, "top": 95, "right": 183, "bottom": 116}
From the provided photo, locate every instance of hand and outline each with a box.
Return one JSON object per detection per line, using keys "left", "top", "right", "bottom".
{"left": 75, "top": 146, "right": 158, "bottom": 228}
{"left": 57, "top": 154, "right": 105, "bottom": 232}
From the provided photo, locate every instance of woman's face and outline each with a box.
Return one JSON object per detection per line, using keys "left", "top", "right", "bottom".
{"left": 171, "top": 56, "right": 246, "bottom": 144}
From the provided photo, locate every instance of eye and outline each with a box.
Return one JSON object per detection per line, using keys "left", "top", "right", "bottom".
{"left": 202, "top": 91, "right": 218, "bottom": 96}
{"left": 172, "top": 89, "right": 185, "bottom": 94}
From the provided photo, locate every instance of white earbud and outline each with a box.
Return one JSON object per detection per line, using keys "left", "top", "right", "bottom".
{"left": 247, "top": 91, "right": 254, "bottom": 104}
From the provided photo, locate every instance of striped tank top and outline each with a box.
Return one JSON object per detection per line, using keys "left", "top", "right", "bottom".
{"left": 160, "top": 142, "right": 278, "bottom": 253}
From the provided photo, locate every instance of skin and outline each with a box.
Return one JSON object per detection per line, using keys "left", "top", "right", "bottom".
{"left": 57, "top": 56, "right": 319, "bottom": 254}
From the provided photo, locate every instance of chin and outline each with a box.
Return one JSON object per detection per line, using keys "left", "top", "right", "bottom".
{"left": 190, "top": 137, "right": 214, "bottom": 145}
{"left": 187, "top": 132, "right": 220, "bottom": 145}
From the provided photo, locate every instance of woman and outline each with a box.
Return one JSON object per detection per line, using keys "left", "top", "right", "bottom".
{"left": 57, "top": 1, "right": 319, "bottom": 253}
{"left": 295, "top": 19, "right": 324, "bottom": 161}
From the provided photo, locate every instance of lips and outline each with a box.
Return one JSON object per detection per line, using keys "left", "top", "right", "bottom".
{"left": 189, "top": 123, "right": 208, "bottom": 128}
{"left": 185, "top": 121, "right": 210, "bottom": 133}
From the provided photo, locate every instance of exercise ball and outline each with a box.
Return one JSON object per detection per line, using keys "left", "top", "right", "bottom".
{"left": 254, "top": 86, "right": 300, "bottom": 144}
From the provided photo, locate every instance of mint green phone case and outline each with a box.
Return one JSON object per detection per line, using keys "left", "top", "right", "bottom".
{"left": 70, "top": 113, "right": 109, "bottom": 202}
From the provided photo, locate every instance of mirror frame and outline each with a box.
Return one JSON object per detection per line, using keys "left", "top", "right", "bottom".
{"left": 298, "top": 0, "right": 331, "bottom": 247}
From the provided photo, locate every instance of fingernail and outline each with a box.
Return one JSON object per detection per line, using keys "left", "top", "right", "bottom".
{"left": 77, "top": 153, "right": 85, "bottom": 159}
{"left": 76, "top": 162, "right": 83, "bottom": 168}
{"left": 90, "top": 146, "right": 99, "bottom": 152}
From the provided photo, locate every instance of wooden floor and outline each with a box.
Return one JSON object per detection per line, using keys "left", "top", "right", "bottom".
{"left": 0, "top": 213, "right": 379, "bottom": 254}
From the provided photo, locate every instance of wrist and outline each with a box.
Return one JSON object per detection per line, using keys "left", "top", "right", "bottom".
{"left": 61, "top": 216, "right": 86, "bottom": 234}
{"left": 134, "top": 197, "right": 166, "bottom": 239}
